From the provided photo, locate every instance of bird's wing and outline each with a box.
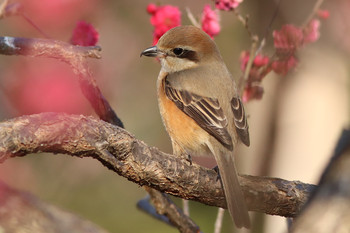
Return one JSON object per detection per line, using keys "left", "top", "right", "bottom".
{"left": 231, "top": 97, "right": 250, "bottom": 146}
{"left": 164, "top": 79, "right": 233, "bottom": 150}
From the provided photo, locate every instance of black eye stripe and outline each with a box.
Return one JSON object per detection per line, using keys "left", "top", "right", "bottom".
{"left": 178, "top": 50, "right": 199, "bottom": 62}
{"left": 171, "top": 48, "right": 199, "bottom": 62}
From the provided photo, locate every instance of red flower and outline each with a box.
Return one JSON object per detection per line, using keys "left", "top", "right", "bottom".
{"left": 215, "top": 0, "right": 243, "bottom": 11}
{"left": 147, "top": 4, "right": 181, "bottom": 45}
{"left": 201, "top": 5, "right": 220, "bottom": 38}
{"left": 71, "top": 21, "right": 99, "bottom": 46}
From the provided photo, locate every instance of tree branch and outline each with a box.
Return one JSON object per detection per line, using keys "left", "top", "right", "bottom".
{"left": 0, "top": 179, "right": 108, "bottom": 233}
{"left": 0, "top": 112, "right": 316, "bottom": 217}
{"left": 0, "top": 36, "right": 123, "bottom": 127}
{"left": 144, "top": 187, "right": 201, "bottom": 233}
{"left": 0, "top": 36, "right": 101, "bottom": 59}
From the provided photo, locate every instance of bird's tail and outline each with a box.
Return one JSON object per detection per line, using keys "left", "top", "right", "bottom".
{"left": 214, "top": 149, "right": 250, "bottom": 228}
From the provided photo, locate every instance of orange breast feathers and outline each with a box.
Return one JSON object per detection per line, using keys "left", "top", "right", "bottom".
{"left": 157, "top": 80, "right": 210, "bottom": 154}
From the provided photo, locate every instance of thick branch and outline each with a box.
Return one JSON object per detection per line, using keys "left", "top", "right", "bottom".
{"left": 0, "top": 113, "right": 315, "bottom": 217}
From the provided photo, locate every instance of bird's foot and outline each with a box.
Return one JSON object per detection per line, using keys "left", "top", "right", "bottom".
{"left": 213, "top": 166, "right": 221, "bottom": 182}
{"left": 186, "top": 154, "right": 192, "bottom": 165}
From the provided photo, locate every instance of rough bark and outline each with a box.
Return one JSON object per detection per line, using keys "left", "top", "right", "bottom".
{"left": 0, "top": 113, "right": 315, "bottom": 217}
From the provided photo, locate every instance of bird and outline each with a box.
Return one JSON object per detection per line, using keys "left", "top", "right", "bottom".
{"left": 141, "top": 25, "right": 251, "bottom": 228}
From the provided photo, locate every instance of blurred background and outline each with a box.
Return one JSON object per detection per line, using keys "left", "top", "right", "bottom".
{"left": 0, "top": 0, "right": 349, "bottom": 232}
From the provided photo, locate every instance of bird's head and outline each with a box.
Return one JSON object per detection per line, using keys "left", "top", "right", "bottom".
{"left": 141, "top": 25, "right": 221, "bottom": 73}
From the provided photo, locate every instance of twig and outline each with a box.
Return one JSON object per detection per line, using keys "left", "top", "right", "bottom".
{"left": 233, "top": 10, "right": 253, "bottom": 38}
{"left": 239, "top": 35, "right": 259, "bottom": 94}
{"left": 145, "top": 187, "right": 201, "bottom": 233}
{"left": 0, "top": 0, "right": 8, "bottom": 17}
{"left": 137, "top": 195, "right": 174, "bottom": 227}
{"left": 301, "top": 0, "right": 324, "bottom": 28}
{"left": 186, "top": 7, "right": 200, "bottom": 28}
{"left": 0, "top": 113, "right": 316, "bottom": 217}
{"left": 183, "top": 199, "right": 190, "bottom": 216}
{"left": 0, "top": 0, "right": 50, "bottom": 39}
{"left": 20, "top": 13, "right": 51, "bottom": 39}
{"left": 214, "top": 208, "right": 225, "bottom": 233}
{"left": 233, "top": 9, "right": 261, "bottom": 95}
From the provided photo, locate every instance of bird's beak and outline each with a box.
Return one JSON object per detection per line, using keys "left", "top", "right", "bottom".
{"left": 140, "top": 46, "right": 162, "bottom": 57}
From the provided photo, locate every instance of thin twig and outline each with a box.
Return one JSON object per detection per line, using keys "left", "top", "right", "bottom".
{"left": 239, "top": 35, "right": 259, "bottom": 94}
{"left": 145, "top": 187, "right": 201, "bottom": 233}
{"left": 0, "top": 0, "right": 8, "bottom": 17}
{"left": 183, "top": 199, "right": 190, "bottom": 216}
{"left": 20, "top": 13, "right": 51, "bottom": 39}
{"left": 301, "top": 0, "right": 324, "bottom": 28}
{"left": 137, "top": 195, "right": 175, "bottom": 227}
{"left": 214, "top": 208, "right": 225, "bottom": 233}
{"left": 233, "top": 10, "right": 253, "bottom": 38}
{"left": 186, "top": 7, "right": 200, "bottom": 28}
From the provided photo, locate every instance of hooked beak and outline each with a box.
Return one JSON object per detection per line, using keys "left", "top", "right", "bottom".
{"left": 140, "top": 46, "right": 162, "bottom": 58}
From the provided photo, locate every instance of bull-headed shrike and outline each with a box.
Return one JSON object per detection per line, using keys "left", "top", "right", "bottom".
{"left": 141, "top": 25, "right": 250, "bottom": 228}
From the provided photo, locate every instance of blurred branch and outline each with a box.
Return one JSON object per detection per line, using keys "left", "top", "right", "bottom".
{"left": 0, "top": 179, "right": 109, "bottom": 233}
{"left": 186, "top": 7, "right": 200, "bottom": 28}
{"left": 0, "top": 1, "right": 50, "bottom": 38}
{"left": 144, "top": 187, "right": 201, "bottom": 233}
{"left": 0, "top": 0, "right": 8, "bottom": 17}
{"left": 234, "top": 9, "right": 260, "bottom": 95}
{"left": 0, "top": 36, "right": 123, "bottom": 127}
{"left": 301, "top": 0, "right": 324, "bottom": 27}
{"left": 0, "top": 36, "right": 101, "bottom": 60}
{"left": 0, "top": 112, "right": 316, "bottom": 218}
{"left": 239, "top": 35, "right": 258, "bottom": 94}
{"left": 291, "top": 129, "right": 350, "bottom": 232}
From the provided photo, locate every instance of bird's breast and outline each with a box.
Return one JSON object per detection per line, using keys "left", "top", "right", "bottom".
{"left": 157, "top": 77, "right": 210, "bottom": 154}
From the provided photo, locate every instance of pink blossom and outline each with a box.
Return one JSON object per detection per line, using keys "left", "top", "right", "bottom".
{"left": 240, "top": 51, "right": 250, "bottom": 71}
{"left": 147, "top": 4, "right": 181, "bottom": 45}
{"left": 215, "top": 0, "right": 243, "bottom": 11}
{"left": 242, "top": 85, "right": 264, "bottom": 103}
{"left": 147, "top": 3, "right": 157, "bottom": 14}
{"left": 271, "top": 55, "right": 297, "bottom": 75}
{"left": 273, "top": 24, "right": 304, "bottom": 52}
{"left": 201, "top": 5, "right": 220, "bottom": 38}
{"left": 240, "top": 51, "right": 270, "bottom": 73}
{"left": 71, "top": 21, "right": 99, "bottom": 46}
{"left": 240, "top": 51, "right": 270, "bottom": 102}
{"left": 303, "top": 19, "right": 320, "bottom": 44}
{"left": 317, "top": 9, "right": 330, "bottom": 19}
{"left": 253, "top": 54, "right": 270, "bottom": 67}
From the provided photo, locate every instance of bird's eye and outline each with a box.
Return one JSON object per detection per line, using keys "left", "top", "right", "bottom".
{"left": 173, "top": 48, "right": 184, "bottom": 56}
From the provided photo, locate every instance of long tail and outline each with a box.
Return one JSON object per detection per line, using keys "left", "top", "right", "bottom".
{"left": 214, "top": 149, "right": 250, "bottom": 228}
